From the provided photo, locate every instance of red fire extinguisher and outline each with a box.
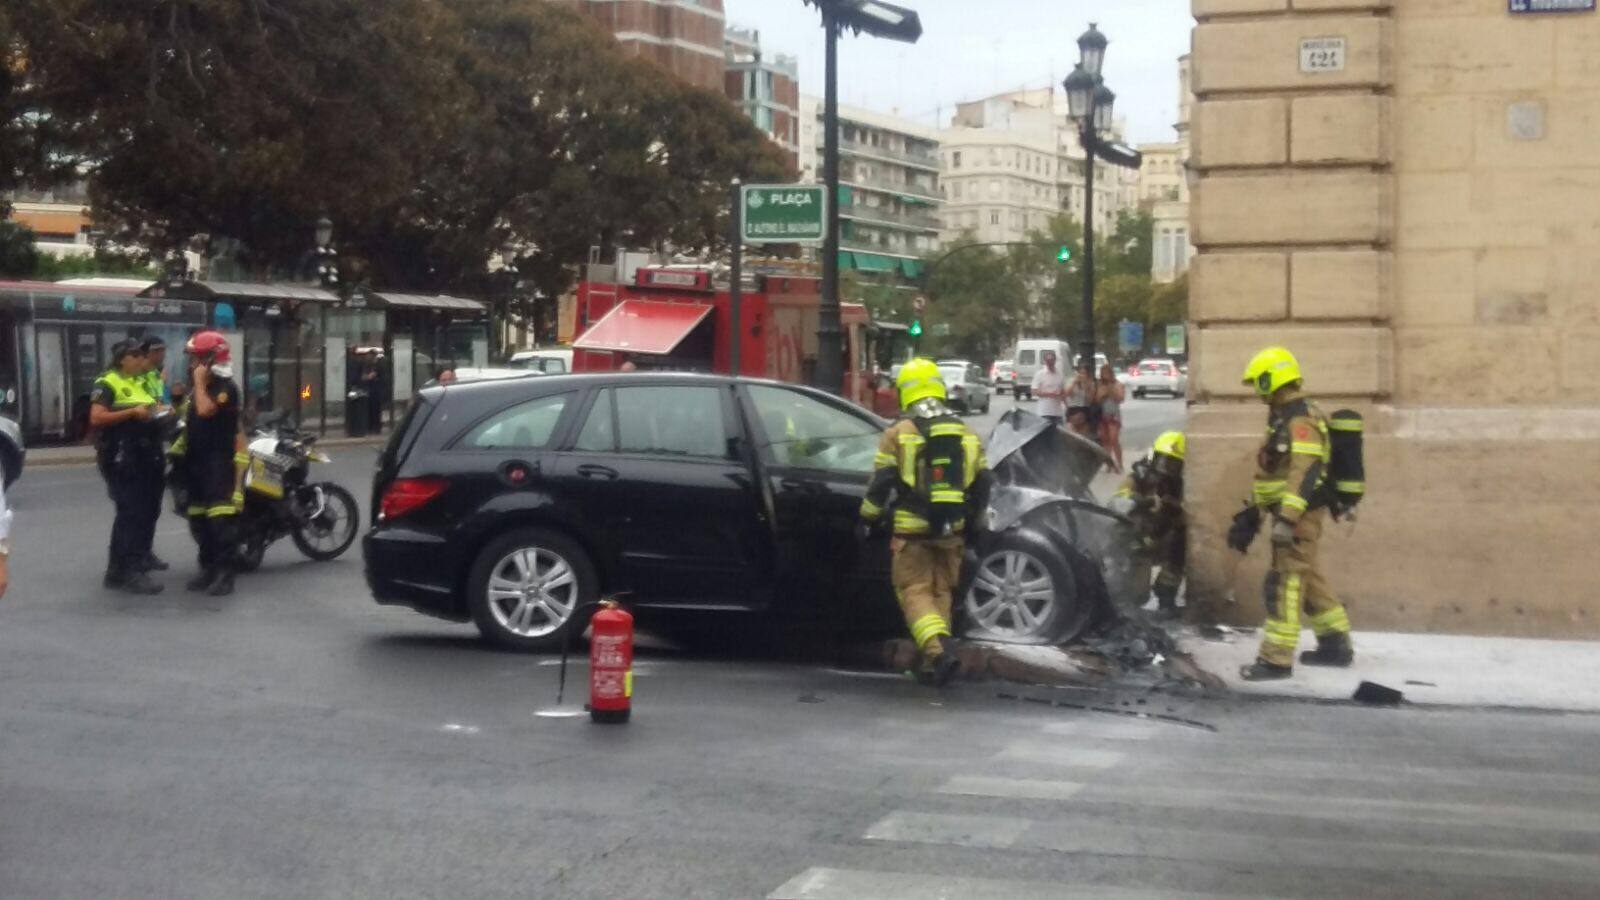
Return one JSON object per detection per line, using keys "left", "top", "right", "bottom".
{"left": 588, "top": 600, "right": 633, "bottom": 724}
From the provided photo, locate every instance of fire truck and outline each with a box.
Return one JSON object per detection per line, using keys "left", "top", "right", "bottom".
{"left": 570, "top": 264, "right": 900, "bottom": 416}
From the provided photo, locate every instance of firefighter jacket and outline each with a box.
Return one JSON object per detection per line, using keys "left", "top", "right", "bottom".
{"left": 859, "top": 416, "right": 992, "bottom": 537}
{"left": 1250, "top": 387, "right": 1330, "bottom": 525}
{"left": 1113, "top": 463, "right": 1185, "bottom": 543}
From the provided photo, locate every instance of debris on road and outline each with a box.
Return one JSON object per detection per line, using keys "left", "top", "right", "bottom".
{"left": 1353, "top": 681, "right": 1405, "bottom": 706}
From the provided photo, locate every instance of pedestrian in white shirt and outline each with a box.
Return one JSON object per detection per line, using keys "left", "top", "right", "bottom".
{"left": 1030, "top": 351, "right": 1067, "bottom": 426}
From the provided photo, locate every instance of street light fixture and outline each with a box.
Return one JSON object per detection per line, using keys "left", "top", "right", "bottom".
{"left": 1062, "top": 23, "right": 1135, "bottom": 376}
{"left": 802, "top": 0, "right": 922, "bottom": 396}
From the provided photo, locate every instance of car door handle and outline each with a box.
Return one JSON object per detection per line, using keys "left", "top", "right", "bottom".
{"left": 577, "top": 463, "right": 619, "bottom": 481}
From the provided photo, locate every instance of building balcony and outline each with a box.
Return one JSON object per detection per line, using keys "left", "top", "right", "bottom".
{"left": 835, "top": 137, "right": 941, "bottom": 172}
{"left": 839, "top": 202, "right": 942, "bottom": 233}
{"left": 840, "top": 170, "right": 941, "bottom": 202}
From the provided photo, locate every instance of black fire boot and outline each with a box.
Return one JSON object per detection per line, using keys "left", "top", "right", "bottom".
{"left": 1300, "top": 633, "right": 1355, "bottom": 668}
{"left": 1239, "top": 660, "right": 1293, "bottom": 681}
{"left": 117, "top": 572, "right": 164, "bottom": 596}
{"left": 207, "top": 570, "right": 235, "bottom": 597}
{"left": 143, "top": 554, "right": 171, "bottom": 572}
{"left": 1152, "top": 583, "right": 1181, "bottom": 621}
{"left": 186, "top": 570, "right": 217, "bottom": 592}
{"left": 104, "top": 568, "right": 129, "bottom": 589}
{"left": 931, "top": 637, "right": 963, "bottom": 688}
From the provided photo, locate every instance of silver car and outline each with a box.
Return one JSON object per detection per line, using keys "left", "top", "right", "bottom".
{"left": 937, "top": 360, "right": 992, "bottom": 415}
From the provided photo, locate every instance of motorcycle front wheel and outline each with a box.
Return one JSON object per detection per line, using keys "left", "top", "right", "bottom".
{"left": 291, "top": 483, "right": 359, "bottom": 561}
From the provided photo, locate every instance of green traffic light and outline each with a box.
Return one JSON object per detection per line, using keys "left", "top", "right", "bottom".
{"left": 1056, "top": 246, "right": 1072, "bottom": 263}
{"left": 909, "top": 320, "right": 923, "bottom": 338}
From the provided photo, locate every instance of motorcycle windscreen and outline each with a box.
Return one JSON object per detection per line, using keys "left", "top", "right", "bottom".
{"left": 986, "top": 408, "right": 1111, "bottom": 499}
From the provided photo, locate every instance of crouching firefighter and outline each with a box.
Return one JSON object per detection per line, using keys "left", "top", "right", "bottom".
{"left": 180, "top": 331, "right": 245, "bottom": 596}
{"left": 857, "top": 359, "right": 993, "bottom": 687}
{"left": 1109, "top": 431, "right": 1187, "bottom": 619}
{"left": 1226, "top": 347, "right": 1357, "bottom": 681}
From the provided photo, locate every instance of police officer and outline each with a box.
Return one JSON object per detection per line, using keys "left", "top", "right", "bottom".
{"left": 1110, "top": 431, "right": 1187, "bottom": 618}
{"left": 181, "top": 331, "right": 244, "bottom": 596}
{"left": 858, "top": 359, "right": 993, "bottom": 687}
{"left": 1228, "top": 347, "right": 1355, "bottom": 680}
{"left": 136, "top": 335, "right": 172, "bottom": 573}
{"left": 89, "top": 339, "right": 165, "bottom": 594}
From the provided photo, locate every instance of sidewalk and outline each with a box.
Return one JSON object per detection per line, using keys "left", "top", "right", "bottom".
{"left": 1181, "top": 628, "right": 1600, "bottom": 713}
{"left": 28, "top": 432, "right": 391, "bottom": 467}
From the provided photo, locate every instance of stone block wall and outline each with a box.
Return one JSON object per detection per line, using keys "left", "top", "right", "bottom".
{"left": 1187, "top": 0, "right": 1600, "bottom": 636}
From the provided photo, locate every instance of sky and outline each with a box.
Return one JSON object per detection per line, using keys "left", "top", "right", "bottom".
{"left": 724, "top": 0, "right": 1194, "bottom": 145}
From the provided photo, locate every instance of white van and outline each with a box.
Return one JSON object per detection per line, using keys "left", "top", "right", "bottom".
{"left": 507, "top": 348, "right": 574, "bottom": 374}
{"left": 1012, "top": 339, "right": 1072, "bottom": 400}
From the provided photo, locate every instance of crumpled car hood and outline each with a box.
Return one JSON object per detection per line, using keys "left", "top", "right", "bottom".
{"left": 983, "top": 408, "right": 1151, "bottom": 625}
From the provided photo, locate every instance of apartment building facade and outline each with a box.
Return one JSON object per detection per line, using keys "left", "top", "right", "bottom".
{"left": 557, "top": 0, "right": 727, "bottom": 92}
{"left": 723, "top": 27, "right": 800, "bottom": 170}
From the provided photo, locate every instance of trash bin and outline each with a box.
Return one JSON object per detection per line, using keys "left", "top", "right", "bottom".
{"left": 345, "top": 389, "right": 370, "bottom": 438}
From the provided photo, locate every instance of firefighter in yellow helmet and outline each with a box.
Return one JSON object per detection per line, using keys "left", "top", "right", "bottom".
{"left": 1226, "top": 347, "right": 1354, "bottom": 680}
{"left": 858, "top": 359, "right": 993, "bottom": 687}
{"left": 1109, "top": 431, "right": 1187, "bottom": 619}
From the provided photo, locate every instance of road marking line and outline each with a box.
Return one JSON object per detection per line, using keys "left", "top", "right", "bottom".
{"left": 994, "top": 744, "right": 1126, "bottom": 769}
{"left": 937, "top": 775, "right": 1086, "bottom": 801}
{"left": 1041, "top": 719, "right": 1168, "bottom": 741}
{"left": 861, "top": 811, "right": 1029, "bottom": 848}
{"left": 1075, "top": 780, "right": 1600, "bottom": 835}
{"left": 768, "top": 868, "right": 1270, "bottom": 900}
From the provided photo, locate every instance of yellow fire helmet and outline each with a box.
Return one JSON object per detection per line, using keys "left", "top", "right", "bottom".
{"left": 1152, "top": 430, "right": 1186, "bottom": 462}
{"left": 1241, "top": 346, "right": 1303, "bottom": 399}
{"left": 895, "top": 358, "right": 947, "bottom": 409}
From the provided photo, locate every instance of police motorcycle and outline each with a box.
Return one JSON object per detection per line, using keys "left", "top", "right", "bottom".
{"left": 232, "top": 411, "right": 360, "bottom": 570}
{"left": 167, "top": 410, "right": 360, "bottom": 571}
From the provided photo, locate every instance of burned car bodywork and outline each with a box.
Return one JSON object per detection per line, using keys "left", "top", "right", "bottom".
{"left": 960, "top": 409, "right": 1152, "bottom": 645}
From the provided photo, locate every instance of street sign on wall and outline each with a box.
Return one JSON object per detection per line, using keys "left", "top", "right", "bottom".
{"left": 742, "top": 185, "right": 827, "bottom": 244}
{"left": 1165, "top": 324, "right": 1187, "bottom": 355}
{"left": 1510, "top": 0, "right": 1594, "bottom": 12}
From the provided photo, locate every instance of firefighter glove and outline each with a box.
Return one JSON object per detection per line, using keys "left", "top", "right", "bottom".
{"left": 1270, "top": 516, "right": 1296, "bottom": 548}
{"left": 1226, "top": 505, "right": 1261, "bottom": 553}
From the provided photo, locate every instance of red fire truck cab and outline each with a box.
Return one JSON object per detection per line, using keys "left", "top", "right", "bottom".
{"left": 571, "top": 265, "right": 895, "bottom": 415}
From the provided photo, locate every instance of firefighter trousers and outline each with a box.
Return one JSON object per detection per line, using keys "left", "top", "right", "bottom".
{"left": 1257, "top": 509, "right": 1351, "bottom": 668}
{"left": 890, "top": 536, "right": 964, "bottom": 660}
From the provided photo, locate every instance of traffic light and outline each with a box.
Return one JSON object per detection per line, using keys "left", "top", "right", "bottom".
{"left": 1056, "top": 246, "right": 1073, "bottom": 264}
{"left": 908, "top": 319, "right": 923, "bottom": 338}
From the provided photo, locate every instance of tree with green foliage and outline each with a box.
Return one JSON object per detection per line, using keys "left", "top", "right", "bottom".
{"left": 923, "top": 233, "right": 1030, "bottom": 363}
{"left": 5, "top": 0, "right": 789, "bottom": 340}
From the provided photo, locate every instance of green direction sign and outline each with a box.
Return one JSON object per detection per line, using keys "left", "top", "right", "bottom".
{"left": 742, "top": 184, "right": 827, "bottom": 244}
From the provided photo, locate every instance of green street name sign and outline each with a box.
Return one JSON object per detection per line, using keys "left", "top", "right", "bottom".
{"left": 742, "top": 184, "right": 827, "bottom": 244}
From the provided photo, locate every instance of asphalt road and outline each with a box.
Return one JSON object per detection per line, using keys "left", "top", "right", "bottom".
{"left": 6, "top": 427, "right": 1600, "bottom": 898}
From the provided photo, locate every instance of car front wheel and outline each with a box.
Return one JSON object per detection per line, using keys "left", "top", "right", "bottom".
{"left": 962, "top": 530, "right": 1096, "bottom": 645}
{"left": 468, "top": 528, "right": 598, "bottom": 652}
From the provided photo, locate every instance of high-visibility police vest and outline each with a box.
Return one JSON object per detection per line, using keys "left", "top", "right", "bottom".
{"left": 94, "top": 369, "right": 160, "bottom": 458}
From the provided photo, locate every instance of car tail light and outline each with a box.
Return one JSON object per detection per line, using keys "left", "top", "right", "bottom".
{"left": 380, "top": 477, "right": 449, "bottom": 521}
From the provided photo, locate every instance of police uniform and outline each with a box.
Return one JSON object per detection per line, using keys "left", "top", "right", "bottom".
{"left": 859, "top": 360, "right": 992, "bottom": 685}
{"left": 1112, "top": 431, "right": 1186, "bottom": 614}
{"left": 1239, "top": 348, "right": 1354, "bottom": 677}
{"left": 91, "top": 368, "right": 164, "bottom": 587}
{"left": 183, "top": 373, "right": 244, "bottom": 585}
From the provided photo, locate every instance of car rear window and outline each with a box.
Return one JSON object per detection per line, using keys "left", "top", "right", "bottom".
{"left": 458, "top": 393, "right": 571, "bottom": 450}
{"left": 1141, "top": 362, "right": 1172, "bottom": 372}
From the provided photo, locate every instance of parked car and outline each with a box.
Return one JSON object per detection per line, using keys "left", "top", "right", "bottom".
{"left": 990, "top": 360, "right": 1017, "bottom": 395}
{"left": 1128, "top": 358, "right": 1188, "bottom": 398}
{"left": 364, "top": 373, "right": 1145, "bottom": 651}
{"left": 937, "top": 360, "right": 992, "bottom": 415}
{"left": 508, "top": 348, "right": 574, "bottom": 374}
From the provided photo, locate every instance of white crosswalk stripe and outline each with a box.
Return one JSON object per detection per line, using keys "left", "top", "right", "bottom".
{"left": 770, "top": 712, "right": 1600, "bottom": 898}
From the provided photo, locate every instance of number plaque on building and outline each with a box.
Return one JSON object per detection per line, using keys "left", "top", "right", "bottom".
{"left": 1510, "top": 0, "right": 1594, "bottom": 12}
{"left": 1299, "top": 37, "right": 1346, "bottom": 74}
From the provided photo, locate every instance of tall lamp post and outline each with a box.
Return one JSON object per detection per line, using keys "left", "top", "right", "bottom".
{"left": 803, "top": 0, "right": 922, "bottom": 395}
{"left": 1063, "top": 24, "right": 1115, "bottom": 374}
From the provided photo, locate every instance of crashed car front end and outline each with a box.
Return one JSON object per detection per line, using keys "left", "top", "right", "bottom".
{"left": 960, "top": 409, "right": 1153, "bottom": 645}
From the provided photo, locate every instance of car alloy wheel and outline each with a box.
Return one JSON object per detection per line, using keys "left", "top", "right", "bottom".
{"left": 966, "top": 548, "right": 1057, "bottom": 642}
{"left": 486, "top": 547, "right": 578, "bottom": 639}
